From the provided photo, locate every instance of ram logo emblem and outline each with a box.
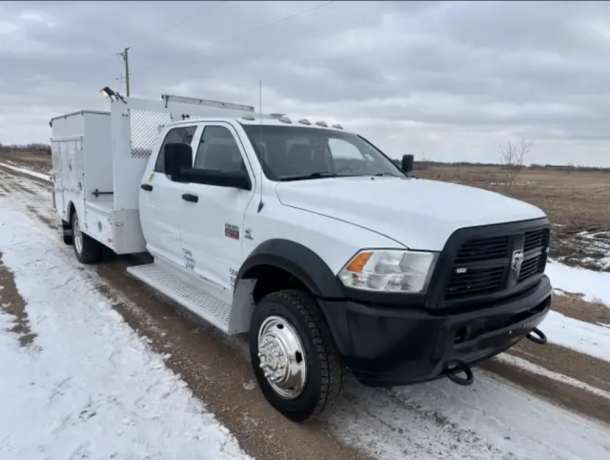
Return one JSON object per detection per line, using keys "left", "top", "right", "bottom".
{"left": 511, "top": 249, "right": 524, "bottom": 275}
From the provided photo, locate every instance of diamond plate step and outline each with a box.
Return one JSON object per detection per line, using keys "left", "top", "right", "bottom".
{"left": 127, "top": 263, "right": 231, "bottom": 333}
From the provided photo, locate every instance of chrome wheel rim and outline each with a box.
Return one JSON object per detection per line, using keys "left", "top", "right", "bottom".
{"left": 257, "top": 315, "right": 307, "bottom": 399}
{"left": 73, "top": 216, "right": 83, "bottom": 255}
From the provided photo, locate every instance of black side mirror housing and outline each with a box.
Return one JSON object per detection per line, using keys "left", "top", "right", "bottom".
{"left": 401, "top": 154, "right": 414, "bottom": 176}
{"left": 181, "top": 168, "right": 252, "bottom": 191}
{"left": 164, "top": 143, "right": 193, "bottom": 181}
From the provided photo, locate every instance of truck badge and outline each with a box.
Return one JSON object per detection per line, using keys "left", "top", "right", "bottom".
{"left": 225, "top": 223, "right": 239, "bottom": 240}
{"left": 511, "top": 249, "right": 524, "bottom": 274}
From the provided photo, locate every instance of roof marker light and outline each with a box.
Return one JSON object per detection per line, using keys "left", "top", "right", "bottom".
{"left": 298, "top": 118, "right": 311, "bottom": 125}
{"left": 242, "top": 114, "right": 255, "bottom": 121}
{"left": 279, "top": 116, "right": 292, "bottom": 124}
{"left": 332, "top": 123, "right": 344, "bottom": 130}
{"left": 315, "top": 121, "right": 328, "bottom": 127}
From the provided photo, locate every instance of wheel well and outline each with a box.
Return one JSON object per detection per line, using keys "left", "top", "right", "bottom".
{"left": 248, "top": 265, "right": 311, "bottom": 304}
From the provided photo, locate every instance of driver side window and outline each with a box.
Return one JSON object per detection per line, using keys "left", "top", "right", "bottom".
{"left": 194, "top": 125, "right": 246, "bottom": 173}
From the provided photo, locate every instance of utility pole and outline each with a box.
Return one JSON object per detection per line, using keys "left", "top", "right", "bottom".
{"left": 119, "top": 47, "right": 131, "bottom": 96}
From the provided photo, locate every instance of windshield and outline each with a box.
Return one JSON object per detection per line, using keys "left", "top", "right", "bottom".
{"left": 240, "top": 124, "right": 405, "bottom": 181}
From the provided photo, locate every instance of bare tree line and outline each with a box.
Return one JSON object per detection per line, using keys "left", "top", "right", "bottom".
{"left": 398, "top": 139, "right": 608, "bottom": 174}
{"left": 0, "top": 143, "right": 51, "bottom": 154}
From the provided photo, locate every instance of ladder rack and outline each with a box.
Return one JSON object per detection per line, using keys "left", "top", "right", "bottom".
{"left": 160, "top": 94, "right": 255, "bottom": 112}
{"left": 155, "top": 93, "right": 286, "bottom": 120}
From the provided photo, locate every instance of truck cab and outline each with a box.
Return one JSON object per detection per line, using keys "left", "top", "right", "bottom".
{"left": 50, "top": 93, "right": 552, "bottom": 422}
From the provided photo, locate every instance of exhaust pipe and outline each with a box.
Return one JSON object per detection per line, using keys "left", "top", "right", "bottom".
{"left": 525, "top": 327, "right": 547, "bottom": 345}
{"left": 444, "top": 360, "right": 474, "bottom": 386}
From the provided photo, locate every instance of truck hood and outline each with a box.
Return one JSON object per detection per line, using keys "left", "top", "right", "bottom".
{"left": 275, "top": 177, "right": 546, "bottom": 251}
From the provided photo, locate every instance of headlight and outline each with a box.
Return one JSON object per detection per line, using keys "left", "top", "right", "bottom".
{"left": 338, "top": 249, "right": 438, "bottom": 293}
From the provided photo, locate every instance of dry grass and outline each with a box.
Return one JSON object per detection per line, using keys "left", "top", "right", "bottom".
{"left": 551, "top": 291, "right": 610, "bottom": 325}
{"left": 418, "top": 165, "right": 610, "bottom": 230}
{"left": 0, "top": 150, "right": 52, "bottom": 174}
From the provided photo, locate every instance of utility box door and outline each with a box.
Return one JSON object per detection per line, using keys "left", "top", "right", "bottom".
{"left": 51, "top": 133, "right": 85, "bottom": 223}
{"left": 58, "top": 136, "right": 85, "bottom": 222}
{"left": 50, "top": 140, "right": 64, "bottom": 213}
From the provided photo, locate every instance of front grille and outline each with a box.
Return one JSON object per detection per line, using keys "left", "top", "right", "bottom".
{"left": 446, "top": 266, "right": 505, "bottom": 297}
{"left": 523, "top": 228, "right": 547, "bottom": 252}
{"left": 454, "top": 235, "right": 509, "bottom": 264}
{"left": 444, "top": 225, "right": 550, "bottom": 301}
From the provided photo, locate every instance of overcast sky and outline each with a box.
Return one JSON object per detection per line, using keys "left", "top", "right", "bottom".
{"left": 1, "top": 1, "right": 610, "bottom": 167}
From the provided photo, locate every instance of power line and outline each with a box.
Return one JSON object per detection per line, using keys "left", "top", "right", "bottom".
{"left": 118, "top": 1, "right": 229, "bottom": 94}
{"left": 132, "top": 0, "right": 228, "bottom": 47}
{"left": 113, "top": 0, "right": 230, "bottom": 95}
{"left": 3, "top": 1, "right": 336, "bottom": 85}
{"left": 1, "top": 1, "right": 229, "bottom": 83}
{"left": 134, "top": 1, "right": 336, "bottom": 77}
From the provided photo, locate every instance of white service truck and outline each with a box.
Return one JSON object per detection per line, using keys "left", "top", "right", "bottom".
{"left": 49, "top": 91, "right": 552, "bottom": 422}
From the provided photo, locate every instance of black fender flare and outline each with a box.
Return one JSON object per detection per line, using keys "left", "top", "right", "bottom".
{"left": 236, "top": 239, "right": 345, "bottom": 299}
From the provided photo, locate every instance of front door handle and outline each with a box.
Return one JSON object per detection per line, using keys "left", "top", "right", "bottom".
{"left": 182, "top": 193, "right": 199, "bottom": 203}
{"left": 140, "top": 183, "right": 153, "bottom": 191}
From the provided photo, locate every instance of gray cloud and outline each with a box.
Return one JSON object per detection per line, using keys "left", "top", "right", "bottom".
{"left": 1, "top": 0, "right": 610, "bottom": 166}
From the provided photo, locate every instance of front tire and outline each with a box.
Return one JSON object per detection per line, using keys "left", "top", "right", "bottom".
{"left": 71, "top": 212, "right": 103, "bottom": 264}
{"left": 249, "top": 289, "right": 343, "bottom": 422}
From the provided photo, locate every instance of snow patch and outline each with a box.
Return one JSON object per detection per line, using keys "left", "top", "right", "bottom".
{"left": 0, "top": 204, "right": 251, "bottom": 460}
{"left": 0, "top": 162, "right": 52, "bottom": 182}
{"left": 546, "top": 260, "right": 610, "bottom": 306}
{"left": 542, "top": 310, "right": 610, "bottom": 362}
{"left": 497, "top": 353, "right": 610, "bottom": 400}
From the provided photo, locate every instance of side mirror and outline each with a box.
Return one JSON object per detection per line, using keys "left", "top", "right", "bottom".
{"left": 164, "top": 143, "right": 193, "bottom": 181}
{"left": 401, "top": 154, "right": 414, "bottom": 176}
{"left": 181, "top": 168, "right": 252, "bottom": 191}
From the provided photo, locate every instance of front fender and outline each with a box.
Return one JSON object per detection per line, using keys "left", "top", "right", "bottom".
{"left": 236, "top": 239, "right": 345, "bottom": 299}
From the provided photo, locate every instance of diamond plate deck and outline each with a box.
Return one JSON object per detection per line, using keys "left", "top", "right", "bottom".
{"left": 127, "top": 263, "right": 231, "bottom": 333}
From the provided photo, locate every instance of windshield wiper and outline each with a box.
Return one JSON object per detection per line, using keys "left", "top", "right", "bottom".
{"left": 279, "top": 172, "right": 340, "bottom": 182}
{"left": 373, "top": 172, "right": 401, "bottom": 177}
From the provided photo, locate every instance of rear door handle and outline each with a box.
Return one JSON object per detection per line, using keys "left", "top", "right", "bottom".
{"left": 140, "top": 183, "right": 153, "bottom": 191}
{"left": 182, "top": 193, "right": 199, "bottom": 203}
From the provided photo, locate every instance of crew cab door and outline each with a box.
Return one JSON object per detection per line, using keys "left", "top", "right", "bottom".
{"left": 178, "top": 122, "right": 256, "bottom": 291}
{"left": 139, "top": 125, "right": 198, "bottom": 265}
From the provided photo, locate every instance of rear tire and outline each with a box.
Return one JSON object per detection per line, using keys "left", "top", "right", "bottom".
{"left": 61, "top": 219, "right": 73, "bottom": 245}
{"left": 249, "top": 289, "right": 343, "bottom": 422}
{"left": 71, "top": 212, "right": 103, "bottom": 264}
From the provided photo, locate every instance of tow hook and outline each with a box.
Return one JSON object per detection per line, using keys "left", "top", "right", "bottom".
{"left": 444, "top": 360, "right": 474, "bottom": 386}
{"left": 525, "top": 327, "right": 547, "bottom": 345}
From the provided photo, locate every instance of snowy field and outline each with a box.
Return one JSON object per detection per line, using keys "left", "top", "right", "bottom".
{"left": 0, "top": 164, "right": 609, "bottom": 460}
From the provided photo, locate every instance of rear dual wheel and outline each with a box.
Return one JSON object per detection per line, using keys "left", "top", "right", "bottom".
{"left": 71, "top": 212, "right": 103, "bottom": 264}
{"left": 249, "top": 289, "right": 343, "bottom": 422}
